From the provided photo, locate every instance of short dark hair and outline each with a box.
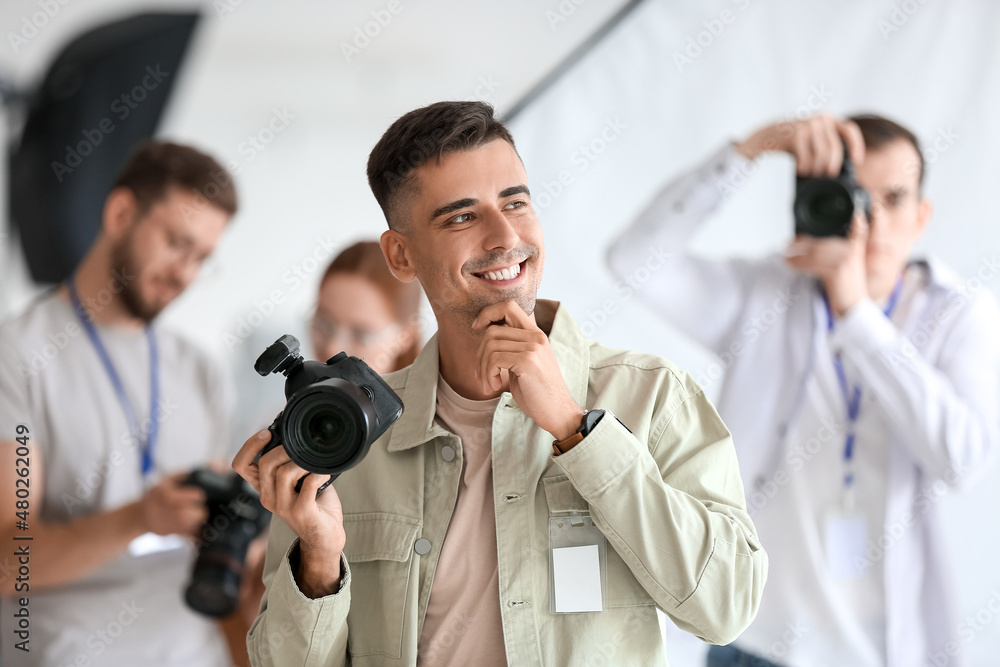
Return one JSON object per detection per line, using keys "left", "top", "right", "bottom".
{"left": 111, "top": 140, "right": 238, "bottom": 217}
{"left": 848, "top": 113, "right": 924, "bottom": 189}
{"left": 367, "top": 101, "right": 517, "bottom": 230}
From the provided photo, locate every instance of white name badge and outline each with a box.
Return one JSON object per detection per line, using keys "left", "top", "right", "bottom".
{"left": 549, "top": 514, "right": 606, "bottom": 613}
{"left": 824, "top": 513, "right": 868, "bottom": 580}
{"left": 552, "top": 545, "right": 603, "bottom": 612}
{"left": 128, "top": 532, "right": 188, "bottom": 558}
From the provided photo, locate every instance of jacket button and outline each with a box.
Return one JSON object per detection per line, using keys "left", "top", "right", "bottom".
{"left": 414, "top": 538, "right": 432, "bottom": 555}
{"left": 441, "top": 445, "right": 456, "bottom": 462}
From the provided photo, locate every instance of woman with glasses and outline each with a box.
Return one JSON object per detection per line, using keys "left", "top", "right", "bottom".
{"left": 309, "top": 240, "right": 423, "bottom": 373}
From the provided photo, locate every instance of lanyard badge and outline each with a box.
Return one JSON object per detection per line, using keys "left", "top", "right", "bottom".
{"left": 820, "top": 275, "right": 904, "bottom": 507}
{"left": 549, "top": 513, "right": 607, "bottom": 613}
{"left": 68, "top": 277, "right": 160, "bottom": 483}
{"left": 819, "top": 276, "right": 903, "bottom": 579}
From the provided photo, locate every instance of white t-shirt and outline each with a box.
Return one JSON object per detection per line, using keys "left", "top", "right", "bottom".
{"left": 0, "top": 290, "right": 236, "bottom": 667}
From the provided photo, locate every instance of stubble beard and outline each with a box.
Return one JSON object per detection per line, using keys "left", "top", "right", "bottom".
{"left": 456, "top": 279, "right": 539, "bottom": 326}
{"left": 110, "top": 232, "right": 164, "bottom": 323}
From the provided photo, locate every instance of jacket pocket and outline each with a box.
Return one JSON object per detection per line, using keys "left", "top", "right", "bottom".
{"left": 541, "top": 476, "right": 655, "bottom": 608}
{"left": 541, "top": 474, "right": 589, "bottom": 512}
{"left": 342, "top": 512, "right": 421, "bottom": 658}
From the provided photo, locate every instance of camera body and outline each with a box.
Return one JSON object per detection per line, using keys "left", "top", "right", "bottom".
{"left": 793, "top": 147, "right": 872, "bottom": 238}
{"left": 182, "top": 468, "right": 268, "bottom": 618}
{"left": 254, "top": 335, "right": 403, "bottom": 494}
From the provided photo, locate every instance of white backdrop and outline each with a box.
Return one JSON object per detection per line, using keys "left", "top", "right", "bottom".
{"left": 2, "top": 0, "right": 1000, "bottom": 664}
{"left": 507, "top": 0, "right": 1000, "bottom": 664}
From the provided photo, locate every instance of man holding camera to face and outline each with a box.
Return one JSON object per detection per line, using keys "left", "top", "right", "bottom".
{"left": 233, "top": 101, "right": 767, "bottom": 666}
{"left": 0, "top": 142, "right": 246, "bottom": 666}
{"left": 607, "top": 114, "right": 1000, "bottom": 666}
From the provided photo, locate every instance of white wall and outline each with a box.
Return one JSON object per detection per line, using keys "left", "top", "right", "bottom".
{"left": 507, "top": 0, "right": 1000, "bottom": 664}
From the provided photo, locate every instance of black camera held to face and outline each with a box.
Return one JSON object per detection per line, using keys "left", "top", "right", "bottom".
{"left": 253, "top": 334, "right": 404, "bottom": 496}
{"left": 793, "top": 143, "right": 871, "bottom": 238}
{"left": 182, "top": 468, "right": 269, "bottom": 618}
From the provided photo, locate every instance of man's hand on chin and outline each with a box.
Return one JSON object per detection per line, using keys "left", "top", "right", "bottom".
{"left": 472, "top": 300, "right": 584, "bottom": 441}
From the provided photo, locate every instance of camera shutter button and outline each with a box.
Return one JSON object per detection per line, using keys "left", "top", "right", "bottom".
{"left": 414, "top": 538, "right": 432, "bottom": 556}
{"left": 441, "top": 445, "right": 456, "bottom": 462}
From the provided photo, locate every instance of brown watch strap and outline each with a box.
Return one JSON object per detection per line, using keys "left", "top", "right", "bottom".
{"left": 552, "top": 432, "right": 584, "bottom": 456}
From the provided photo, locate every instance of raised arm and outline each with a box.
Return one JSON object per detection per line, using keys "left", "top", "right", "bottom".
{"left": 607, "top": 116, "right": 867, "bottom": 355}
{"left": 606, "top": 143, "right": 756, "bottom": 354}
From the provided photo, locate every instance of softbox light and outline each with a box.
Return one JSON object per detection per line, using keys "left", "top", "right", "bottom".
{"left": 8, "top": 12, "right": 200, "bottom": 284}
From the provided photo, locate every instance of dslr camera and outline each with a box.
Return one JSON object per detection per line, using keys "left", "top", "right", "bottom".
{"left": 254, "top": 335, "right": 404, "bottom": 495}
{"left": 182, "top": 468, "right": 269, "bottom": 618}
{"left": 793, "top": 144, "right": 871, "bottom": 238}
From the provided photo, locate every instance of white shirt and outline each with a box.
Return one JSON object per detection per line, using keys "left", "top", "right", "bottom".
{"left": 740, "top": 268, "right": 924, "bottom": 666}
{"left": 607, "top": 143, "right": 1000, "bottom": 667}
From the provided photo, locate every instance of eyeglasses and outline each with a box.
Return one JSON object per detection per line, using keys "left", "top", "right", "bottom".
{"left": 308, "top": 311, "right": 400, "bottom": 348}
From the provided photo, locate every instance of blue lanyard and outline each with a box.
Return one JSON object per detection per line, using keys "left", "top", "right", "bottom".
{"left": 67, "top": 276, "right": 160, "bottom": 480}
{"left": 821, "top": 276, "right": 904, "bottom": 492}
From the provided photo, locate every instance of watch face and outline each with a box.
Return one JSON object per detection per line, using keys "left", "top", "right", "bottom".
{"left": 582, "top": 409, "right": 605, "bottom": 435}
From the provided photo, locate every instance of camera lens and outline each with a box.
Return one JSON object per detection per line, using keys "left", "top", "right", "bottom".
{"left": 185, "top": 563, "right": 240, "bottom": 617}
{"left": 181, "top": 470, "right": 268, "bottom": 618}
{"left": 296, "top": 400, "right": 359, "bottom": 466}
{"left": 281, "top": 380, "right": 374, "bottom": 474}
{"left": 794, "top": 179, "right": 853, "bottom": 237}
{"left": 809, "top": 190, "right": 850, "bottom": 225}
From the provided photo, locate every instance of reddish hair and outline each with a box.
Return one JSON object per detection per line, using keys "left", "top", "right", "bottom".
{"left": 320, "top": 241, "right": 422, "bottom": 371}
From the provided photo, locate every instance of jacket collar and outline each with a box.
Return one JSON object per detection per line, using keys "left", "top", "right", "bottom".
{"left": 386, "top": 299, "right": 589, "bottom": 452}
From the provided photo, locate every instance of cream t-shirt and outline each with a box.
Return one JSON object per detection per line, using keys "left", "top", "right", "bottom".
{"left": 417, "top": 375, "right": 506, "bottom": 666}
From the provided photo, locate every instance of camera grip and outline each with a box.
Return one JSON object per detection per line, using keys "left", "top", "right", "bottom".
{"left": 292, "top": 472, "right": 337, "bottom": 498}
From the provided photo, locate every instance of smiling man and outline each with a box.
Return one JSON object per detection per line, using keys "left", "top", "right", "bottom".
{"left": 234, "top": 101, "right": 766, "bottom": 666}
{"left": 607, "top": 114, "right": 1000, "bottom": 667}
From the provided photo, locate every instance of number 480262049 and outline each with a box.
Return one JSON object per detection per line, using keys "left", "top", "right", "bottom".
{"left": 14, "top": 424, "right": 30, "bottom": 522}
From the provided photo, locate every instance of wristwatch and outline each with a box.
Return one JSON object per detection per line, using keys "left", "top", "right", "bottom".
{"left": 552, "top": 409, "right": 606, "bottom": 456}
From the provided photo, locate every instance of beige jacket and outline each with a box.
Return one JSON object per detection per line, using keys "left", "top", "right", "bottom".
{"left": 248, "top": 300, "right": 767, "bottom": 666}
